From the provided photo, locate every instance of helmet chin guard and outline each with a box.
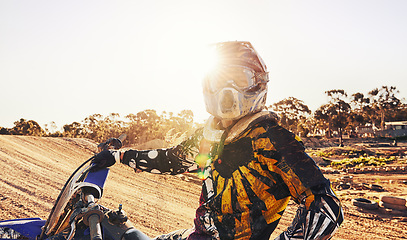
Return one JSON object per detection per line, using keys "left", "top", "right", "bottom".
{"left": 202, "top": 41, "right": 269, "bottom": 120}
{"left": 204, "top": 86, "right": 267, "bottom": 120}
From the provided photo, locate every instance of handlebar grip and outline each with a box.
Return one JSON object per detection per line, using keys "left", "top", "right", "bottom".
{"left": 88, "top": 213, "right": 103, "bottom": 240}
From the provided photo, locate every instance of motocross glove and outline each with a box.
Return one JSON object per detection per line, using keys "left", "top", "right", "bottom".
{"left": 90, "top": 150, "right": 120, "bottom": 171}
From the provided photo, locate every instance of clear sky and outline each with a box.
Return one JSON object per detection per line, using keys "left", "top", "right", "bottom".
{"left": 1, "top": 0, "right": 406, "bottom": 129}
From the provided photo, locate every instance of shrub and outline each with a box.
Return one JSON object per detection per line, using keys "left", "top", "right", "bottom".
{"left": 330, "top": 156, "right": 397, "bottom": 169}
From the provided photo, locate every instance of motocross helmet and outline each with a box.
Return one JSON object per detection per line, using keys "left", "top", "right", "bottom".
{"left": 202, "top": 41, "right": 269, "bottom": 120}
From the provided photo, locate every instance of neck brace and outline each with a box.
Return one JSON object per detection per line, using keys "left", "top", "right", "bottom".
{"left": 203, "top": 111, "right": 279, "bottom": 144}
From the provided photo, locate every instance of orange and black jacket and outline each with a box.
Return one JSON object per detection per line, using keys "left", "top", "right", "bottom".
{"left": 122, "top": 118, "right": 343, "bottom": 240}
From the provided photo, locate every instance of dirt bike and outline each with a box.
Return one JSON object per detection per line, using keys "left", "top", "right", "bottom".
{"left": 0, "top": 135, "right": 144, "bottom": 240}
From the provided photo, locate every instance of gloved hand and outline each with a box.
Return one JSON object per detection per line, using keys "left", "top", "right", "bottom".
{"left": 90, "top": 150, "right": 121, "bottom": 171}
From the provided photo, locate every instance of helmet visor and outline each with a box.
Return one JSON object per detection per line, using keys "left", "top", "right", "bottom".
{"left": 203, "top": 66, "right": 259, "bottom": 93}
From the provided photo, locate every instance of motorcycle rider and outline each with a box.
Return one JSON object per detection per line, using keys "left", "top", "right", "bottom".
{"left": 93, "top": 41, "right": 344, "bottom": 240}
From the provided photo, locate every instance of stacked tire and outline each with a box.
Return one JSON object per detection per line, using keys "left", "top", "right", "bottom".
{"left": 351, "top": 196, "right": 407, "bottom": 215}
{"left": 352, "top": 198, "right": 379, "bottom": 210}
{"left": 379, "top": 196, "right": 407, "bottom": 212}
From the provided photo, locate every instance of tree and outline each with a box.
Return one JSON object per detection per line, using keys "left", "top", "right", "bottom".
{"left": 271, "top": 97, "right": 311, "bottom": 136}
{"left": 368, "top": 86, "right": 401, "bottom": 130}
{"left": 351, "top": 92, "right": 370, "bottom": 125}
{"left": 0, "top": 127, "right": 10, "bottom": 135}
{"left": 314, "top": 103, "right": 335, "bottom": 138}
{"left": 81, "top": 114, "right": 104, "bottom": 142}
{"left": 78, "top": 113, "right": 125, "bottom": 143}
{"left": 11, "top": 118, "right": 44, "bottom": 136}
{"left": 102, "top": 113, "right": 125, "bottom": 140}
{"left": 44, "top": 121, "right": 62, "bottom": 137}
{"left": 316, "top": 90, "right": 351, "bottom": 146}
{"left": 392, "top": 102, "right": 407, "bottom": 121}
{"left": 134, "top": 109, "right": 162, "bottom": 143}
{"left": 348, "top": 92, "right": 372, "bottom": 135}
{"left": 161, "top": 110, "right": 195, "bottom": 144}
{"left": 63, "top": 122, "right": 83, "bottom": 138}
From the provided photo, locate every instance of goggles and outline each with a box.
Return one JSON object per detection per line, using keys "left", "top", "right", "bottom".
{"left": 203, "top": 65, "right": 267, "bottom": 94}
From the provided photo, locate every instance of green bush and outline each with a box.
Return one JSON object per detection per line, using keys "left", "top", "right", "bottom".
{"left": 330, "top": 156, "right": 397, "bottom": 169}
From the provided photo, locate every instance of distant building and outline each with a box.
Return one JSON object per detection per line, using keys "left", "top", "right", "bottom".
{"left": 356, "top": 124, "right": 376, "bottom": 138}
{"left": 376, "top": 121, "right": 407, "bottom": 138}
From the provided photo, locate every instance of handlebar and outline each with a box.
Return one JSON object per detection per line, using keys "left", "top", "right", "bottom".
{"left": 97, "top": 134, "right": 127, "bottom": 152}
{"left": 88, "top": 214, "right": 103, "bottom": 240}
{"left": 85, "top": 194, "right": 103, "bottom": 240}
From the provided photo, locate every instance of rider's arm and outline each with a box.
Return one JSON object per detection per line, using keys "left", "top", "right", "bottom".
{"left": 120, "top": 129, "right": 202, "bottom": 175}
{"left": 273, "top": 183, "right": 344, "bottom": 240}
{"left": 120, "top": 146, "right": 191, "bottom": 174}
{"left": 254, "top": 122, "right": 344, "bottom": 240}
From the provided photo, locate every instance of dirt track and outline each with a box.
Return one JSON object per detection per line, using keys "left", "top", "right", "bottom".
{"left": 1, "top": 135, "right": 407, "bottom": 239}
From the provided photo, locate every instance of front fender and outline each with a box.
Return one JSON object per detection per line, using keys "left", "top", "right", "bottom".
{"left": 0, "top": 218, "right": 46, "bottom": 240}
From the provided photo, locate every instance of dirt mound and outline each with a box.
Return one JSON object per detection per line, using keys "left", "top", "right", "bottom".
{"left": 0, "top": 135, "right": 200, "bottom": 237}
{"left": 1, "top": 135, "right": 406, "bottom": 239}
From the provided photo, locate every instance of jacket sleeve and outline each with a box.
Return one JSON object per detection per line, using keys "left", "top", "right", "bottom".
{"left": 261, "top": 122, "right": 344, "bottom": 239}
{"left": 273, "top": 183, "right": 344, "bottom": 240}
{"left": 121, "top": 129, "right": 202, "bottom": 175}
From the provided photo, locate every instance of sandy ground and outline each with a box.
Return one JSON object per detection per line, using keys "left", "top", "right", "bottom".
{"left": 0, "top": 135, "right": 407, "bottom": 239}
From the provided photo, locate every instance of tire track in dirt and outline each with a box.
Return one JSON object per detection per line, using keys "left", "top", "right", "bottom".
{"left": 0, "top": 135, "right": 96, "bottom": 221}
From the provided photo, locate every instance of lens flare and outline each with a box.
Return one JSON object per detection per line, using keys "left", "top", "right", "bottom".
{"left": 195, "top": 153, "right": 211, "bottom": 167}
{"left": 197, "top": 168, "right": 210, "bottom": 180}
{"left": 197, "top": 44, "right": 221, "bottom": 77}
{"left": 195, "top": 153, "right": 212, "bottom": 180}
